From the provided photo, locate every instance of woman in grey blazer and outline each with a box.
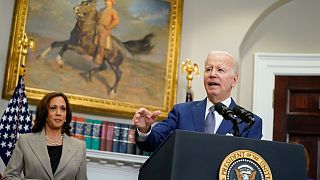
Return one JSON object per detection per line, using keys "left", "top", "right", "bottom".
{"left": 3, "top": 92, "right": 87, "bottom": 180}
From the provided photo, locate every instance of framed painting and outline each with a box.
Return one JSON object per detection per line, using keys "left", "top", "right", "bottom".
{"left": 3, "top": 0, "right": 183, "bottom": 118}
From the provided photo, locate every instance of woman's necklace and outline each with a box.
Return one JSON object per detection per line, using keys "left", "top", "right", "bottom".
{"left": 45, "top": 134, "right": 64, "bottom": 146}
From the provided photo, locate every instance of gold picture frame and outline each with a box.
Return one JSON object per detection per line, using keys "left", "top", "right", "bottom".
{"left": 3, "top": 0, "right": 183, "bottom": 118}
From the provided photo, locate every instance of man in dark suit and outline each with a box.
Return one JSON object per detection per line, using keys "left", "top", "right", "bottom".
{"left": 132, "top": 51, "right": 263, "bottom": 152}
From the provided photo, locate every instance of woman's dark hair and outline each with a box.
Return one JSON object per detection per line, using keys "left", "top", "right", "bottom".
{"left": 32, "top": 92, "right": 72, "bottom": 136}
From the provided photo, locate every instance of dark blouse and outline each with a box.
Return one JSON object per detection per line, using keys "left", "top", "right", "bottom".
{"left": 47, "top": 145, "right": 63, "bottom": 174}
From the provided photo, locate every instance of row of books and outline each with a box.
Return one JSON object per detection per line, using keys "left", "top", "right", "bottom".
{"left": 70, "top": 116, "right": 151, "bottom": 156}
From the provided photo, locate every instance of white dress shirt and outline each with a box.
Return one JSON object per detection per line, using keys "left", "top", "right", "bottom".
{"left": 205, "top": 97, "right": 231, "bottom": 134}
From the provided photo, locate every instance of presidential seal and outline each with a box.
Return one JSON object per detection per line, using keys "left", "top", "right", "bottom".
{"left": 219, "top": 150, "right": 272, "bottom": 180}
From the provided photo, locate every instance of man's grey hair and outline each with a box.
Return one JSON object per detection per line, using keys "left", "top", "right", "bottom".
{"left": 206, "top": 51, "right": 239, "bottom": 75}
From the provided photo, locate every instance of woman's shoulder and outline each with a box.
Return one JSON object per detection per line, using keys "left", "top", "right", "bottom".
{"left": 18, "top": 132, "right": 37, "bottom": 139}
{"left": 66, "top": 135, "right": 85, "bottom": 146}
{"left": 16, "top": 132, "right": 41, "bottom": 145}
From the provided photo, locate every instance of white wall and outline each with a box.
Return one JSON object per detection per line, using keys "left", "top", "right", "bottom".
{"left": 178, "top": 0, "right": 276, "bottom": 103}
{"left": 239, "top": 0, "right": 320, "bottom": 110}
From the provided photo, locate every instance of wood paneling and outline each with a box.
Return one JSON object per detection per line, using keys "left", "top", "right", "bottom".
{"left": 274, "top": 76, "right": 320, "bottom": 179}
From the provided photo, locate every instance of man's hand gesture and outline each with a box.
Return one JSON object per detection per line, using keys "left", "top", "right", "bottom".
{"left": 132, "top": 108, "right": 161, "bottom": 133}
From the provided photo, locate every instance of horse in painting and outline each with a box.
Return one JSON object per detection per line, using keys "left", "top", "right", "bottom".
{"left": 37, "top": 0, "right": 154, "bottom": 95}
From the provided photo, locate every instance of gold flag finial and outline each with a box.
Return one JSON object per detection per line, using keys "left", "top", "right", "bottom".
{"left": 18, "top": 32, "right": 36, "bottom": 76}
{"left": 182, "top": 58, "right": 200, "bottom": 90}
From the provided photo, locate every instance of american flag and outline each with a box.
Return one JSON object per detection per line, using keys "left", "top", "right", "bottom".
{"left": 0, "top": 76, "right": 32, "bottom": 176}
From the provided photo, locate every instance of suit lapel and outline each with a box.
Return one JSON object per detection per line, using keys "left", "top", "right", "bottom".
{"left": 54, "top": 135, "right": 78, "bottom": 176}
{"left": 27, "top": 129, "right": 54, "bottom": 180}
{"left": 216, "top": 120, "right": 233, "bottom": 135}
{"left": 228, "top": 98, "right": 237, "bottom": 109}
{"left": 192, "top": 98, "right": 207, "bottom": 132}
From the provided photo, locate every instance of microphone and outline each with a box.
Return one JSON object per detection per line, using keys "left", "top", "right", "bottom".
{"left": 232, "top": 105, "right": 255, "bottom": 126}
{"left": 214, "top": 102, "right": 236, "bottom": 121}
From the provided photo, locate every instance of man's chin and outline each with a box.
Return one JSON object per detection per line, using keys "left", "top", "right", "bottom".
{"left": 206, "top": 90, "right": 219, "bottom": 96}
{"left": 206, "top": 93, "right": 219, "bottom": 100}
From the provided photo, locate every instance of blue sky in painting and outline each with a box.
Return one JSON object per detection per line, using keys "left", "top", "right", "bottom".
{"left": 127, "top": 1, "right": 170, "bottom": 27}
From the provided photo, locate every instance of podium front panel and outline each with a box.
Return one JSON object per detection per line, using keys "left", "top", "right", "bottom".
{"left": 139, "top": 130, "right": 307, "bottom": 180}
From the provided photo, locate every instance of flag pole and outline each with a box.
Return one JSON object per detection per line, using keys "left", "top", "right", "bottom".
{"left": 182, "top": 58, "right": 199, "bottom": 102}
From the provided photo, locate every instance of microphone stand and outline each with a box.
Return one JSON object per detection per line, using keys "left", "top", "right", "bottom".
{"left": 231, "top": 118, "right": 240, "bottom": 137}
{"left": 214, "top": 102, "right": 241, "bottom": 137}
{"left": 226, "top": 116, "right": 240, "bottom": 137}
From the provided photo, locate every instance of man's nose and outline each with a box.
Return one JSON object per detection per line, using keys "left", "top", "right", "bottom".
{"left": 209, "top": 70, "right": 217, "bottom": 76}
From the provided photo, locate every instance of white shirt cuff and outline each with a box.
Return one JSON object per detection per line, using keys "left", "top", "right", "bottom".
{"left": 136, "top": 127, "right": 152, "bottom": 142}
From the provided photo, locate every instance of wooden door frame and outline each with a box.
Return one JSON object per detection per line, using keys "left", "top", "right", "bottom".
{"left": 252, "top": 53, "right": 320, "bottom": 140}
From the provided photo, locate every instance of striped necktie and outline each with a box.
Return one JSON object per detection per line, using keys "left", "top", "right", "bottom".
{"left": 205, "top": 106, "right": 216, "bottom": 134}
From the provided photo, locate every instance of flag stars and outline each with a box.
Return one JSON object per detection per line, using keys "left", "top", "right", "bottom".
{"left": 23, "top": 97, "right": 28, "bottom": 104}
{"left": 3, "top": 132, "right": 8, "bottom": 139}
{"left": 19, "top": 116, "right": 24, "bottom": 122}
{"left": 25, "top": 116, "right": 31, "bottom": 122}
{"left": 10, "top": 107, "right": 15, "bottom": 113}
{"left": 0, "top": 77, "right": 31, "bottom": 165}
{"left": 7, "top": 142, "right": 13, "bottom": 148}
{"left": 8, "top": 116, "right": 13, "bottom": 122}
{"left": 6, "top": 124, "right": 11, "bottom": 131}
{"left": 5, "top": 150, "right": 11, "bottom": 157}
{"left": 24, "top": 125, "right": 29, "bottom": 131}
{"left": 2, "top": 115, "right": 7, "bottom": 121}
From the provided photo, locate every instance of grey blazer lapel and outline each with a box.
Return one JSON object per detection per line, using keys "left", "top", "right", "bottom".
{"left": 54, "top": 135, "right": 79, "bottom": 176}
{"left": 27, "top": 129, "right": 54, "bottom": 179}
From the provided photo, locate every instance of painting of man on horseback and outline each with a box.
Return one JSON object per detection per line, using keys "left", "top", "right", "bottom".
{"left": 37, "top": 0, "right": 127, "bottom": 95}
{"left": 21, "top": 0, "right": 179, "bottom": 111}
{"left": 93, "top": 0, "right": 119, "bottom": 65}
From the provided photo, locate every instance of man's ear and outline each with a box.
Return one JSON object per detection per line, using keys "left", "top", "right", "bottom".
{"left": 231, "top": 74, "right": 238, "bottom": 87}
